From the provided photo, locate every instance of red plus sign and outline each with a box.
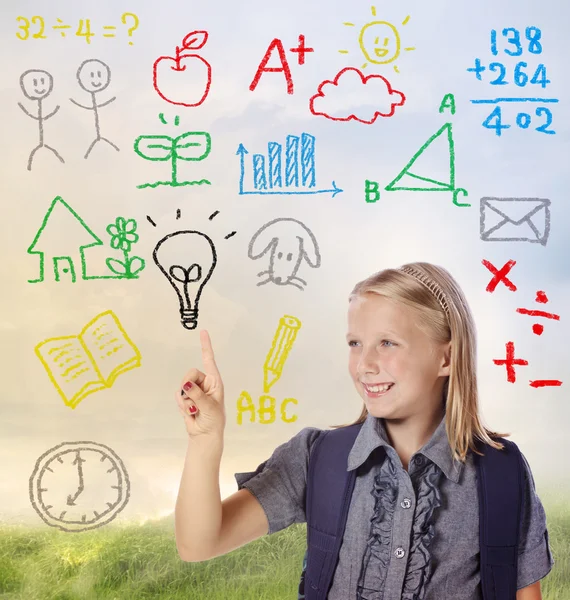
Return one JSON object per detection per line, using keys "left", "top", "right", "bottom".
{"left": 289, "top": 34, "right": 314, "bottom": 65}
{"left": 493, "top": 341, "right": 528, "bottom": 383}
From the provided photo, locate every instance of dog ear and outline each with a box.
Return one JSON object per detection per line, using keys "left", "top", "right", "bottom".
{"left": 298, "top": 226, "right": 321, "bottom": 268}
{"left": 248, "top": 222, "right": 278, "bottom": 259}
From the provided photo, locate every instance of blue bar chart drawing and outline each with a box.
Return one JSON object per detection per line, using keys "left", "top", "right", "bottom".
{"left": 237, "top": 132, "right": 343, "bottom": 197}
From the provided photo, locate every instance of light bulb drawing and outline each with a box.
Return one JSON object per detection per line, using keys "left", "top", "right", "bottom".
{"left": 153, "top": 230, "right": 217, "bottom": 330}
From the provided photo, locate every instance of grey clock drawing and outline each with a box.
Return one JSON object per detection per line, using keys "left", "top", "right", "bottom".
{"left": 29, "top": 441, "right": 130, "bottom": 532}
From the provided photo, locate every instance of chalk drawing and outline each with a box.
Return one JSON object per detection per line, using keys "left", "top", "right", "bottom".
{"left": 70, "top": 59, "right": 119, "bottom": 158}
{"left": 134, "top": 114, "right": 211, "bottom": 189}
{"left": 237, "top": 132, "right": 342, "bottom": 197}
{"left": 248, "top": 218, "right": 321, "bottom": 290}
{"left": 18, "top": 69, "right": 65, "bottom": 170}
{"left": 237, "top": 315, "right": 301, "bottom": 425}
{"left": 309, "top": 67, "right": 405, "bottom": 123}
{"left": 153, "top": 230, "right": 217, "bottom": 330}
{"left": 28, "top": 196, "right": 145, "bottom": 282}
{"left": 384, "top": 123, "right": 470, "bottom": 207}
{"left": 480, "top": 197, "right": 550, "bottom": 245}
{"left": 153, "top": 30, "right": 212, "bottom": 106}
{"left": 16, "top": 14, "right": 140, "bottom": 44}
{"left": 250, "top": 35, "right": 313, "bottom": 94}
{"left": 339, "top": 7, "right": 415, "bottom": 73}
{"left": 35, "top": 310, "right": 141, "bottom": 409}
{"left": 29, "top": 441, "right": 130, "bottom": 532}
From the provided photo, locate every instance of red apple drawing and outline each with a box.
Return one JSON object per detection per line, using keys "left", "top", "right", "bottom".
{"left": 153, "top": 30, "right": 212, "bottom": 107}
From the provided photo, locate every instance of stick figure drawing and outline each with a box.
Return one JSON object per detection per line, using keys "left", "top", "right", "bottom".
{"left": 70, "top": 59, "right": 120, "bottom": 159}
{"left": 18, "top": 69, "right": 65, "bottom": 171}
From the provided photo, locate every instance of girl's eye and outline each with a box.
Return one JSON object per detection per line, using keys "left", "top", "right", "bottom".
{"left": 381, "top": 340, "right": 395, "bottom": 347}
{"left": 348, "top": 340, "right": 359, "bottom": 347}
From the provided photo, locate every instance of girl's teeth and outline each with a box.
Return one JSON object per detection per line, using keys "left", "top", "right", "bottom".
{"left": 366, "top": 383, "right": 393, "bottom": 393}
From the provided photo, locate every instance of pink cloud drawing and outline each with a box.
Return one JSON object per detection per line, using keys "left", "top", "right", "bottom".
{"left": 309, "top": 67, "right": 406, "bottom": 124}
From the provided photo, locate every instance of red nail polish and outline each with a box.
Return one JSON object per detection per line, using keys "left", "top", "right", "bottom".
{"left": 189, "top": 405, "right": 197, "bottom": 414}
{"left": 184, "top": 382, "right": 192, "bottom": 390}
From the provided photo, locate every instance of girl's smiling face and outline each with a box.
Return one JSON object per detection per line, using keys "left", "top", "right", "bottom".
{"left": 347, "top": 293, "right": 450, "bottom": 420}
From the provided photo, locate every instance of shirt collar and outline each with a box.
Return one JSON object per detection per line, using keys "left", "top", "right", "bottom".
{"left": 347, "top": 411, "right": 464, "bottom": 483}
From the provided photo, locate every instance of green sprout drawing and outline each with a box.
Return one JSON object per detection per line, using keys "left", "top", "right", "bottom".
{"left": 105, "top": 217, "right": 145, "bottom": 278}
{"left": 134, "top": 113, "right": 211, "bottom": 189}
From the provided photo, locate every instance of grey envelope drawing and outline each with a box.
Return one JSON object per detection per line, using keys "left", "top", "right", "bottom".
{"left": 480, "top": 197, "right": 551, "bottom": 246}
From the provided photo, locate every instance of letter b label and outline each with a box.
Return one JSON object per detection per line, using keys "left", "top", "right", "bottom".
{"left": 365, "top": 180, "right": 380, "bottom": 203}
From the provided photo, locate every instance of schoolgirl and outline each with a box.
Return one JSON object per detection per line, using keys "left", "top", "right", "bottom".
{"left": 174, "top": 262, "right": 554, "bottom": 600}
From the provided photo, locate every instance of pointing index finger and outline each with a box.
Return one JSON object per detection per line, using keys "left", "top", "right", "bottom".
{"left": 200, "top": 330, "right": 220, "bottom": 376}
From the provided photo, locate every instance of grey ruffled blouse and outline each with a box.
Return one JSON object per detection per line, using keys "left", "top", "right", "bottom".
{"left": 234, "top": 413, "right": 554, "bottom": 599}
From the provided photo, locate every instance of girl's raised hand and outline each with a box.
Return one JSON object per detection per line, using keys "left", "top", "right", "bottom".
{"left": 176, "top": 330, "right": 226, "bottom": 440}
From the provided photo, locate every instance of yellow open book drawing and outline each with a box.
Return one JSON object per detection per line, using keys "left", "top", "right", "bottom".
{"left": 35, "top": 310, "right": 141, "bottom": 409}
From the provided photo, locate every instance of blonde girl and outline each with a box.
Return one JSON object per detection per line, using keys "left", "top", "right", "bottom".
{"left": 174, "top": 262, "right": 554, "bottom": 599}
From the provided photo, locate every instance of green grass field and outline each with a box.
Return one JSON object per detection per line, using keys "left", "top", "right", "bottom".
{"left": 1, "top": 494, "right": 567, "bottom": 599}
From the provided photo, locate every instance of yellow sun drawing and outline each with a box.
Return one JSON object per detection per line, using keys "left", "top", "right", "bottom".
{"left": 339, "top": 7, "right": 416, "bottom": 73}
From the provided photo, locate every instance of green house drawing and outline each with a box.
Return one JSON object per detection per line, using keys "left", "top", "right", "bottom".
{"left": 28, "top": 197, "right": 146, "bottom": 283}
{"left": 28, "top": 196, "right": 105, "bottom": 283}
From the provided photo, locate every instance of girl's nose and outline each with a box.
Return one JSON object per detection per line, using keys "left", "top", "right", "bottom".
{"left": 358, "top": 350, "right": 380, "bottom": 375}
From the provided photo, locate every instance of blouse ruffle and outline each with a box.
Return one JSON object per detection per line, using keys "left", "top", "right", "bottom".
{"left": 356, "top": 453, "right": 443, "bottom": 600}
{"left": 402, "top": 460, "right": 443, "bottom": 600}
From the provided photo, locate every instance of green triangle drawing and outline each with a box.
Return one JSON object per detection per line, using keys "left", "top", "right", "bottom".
{"left": 385, "top": 123, "right": 456, "bottom": 192}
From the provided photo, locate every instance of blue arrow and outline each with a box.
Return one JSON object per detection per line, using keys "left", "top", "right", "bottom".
{"left": 236, "top": 143, "right": 249, "bottom": 195}
{"left": 238, "top": 181, "right": 343, "bottom": 197}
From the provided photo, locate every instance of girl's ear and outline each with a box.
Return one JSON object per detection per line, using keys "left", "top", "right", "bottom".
{"left": 440, "top": 341, "right": 451, "bottom": 376}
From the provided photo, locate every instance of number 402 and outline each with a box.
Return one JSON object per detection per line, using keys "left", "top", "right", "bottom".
{"left": 483, "top": 106, "right": 555, "bottom": 136}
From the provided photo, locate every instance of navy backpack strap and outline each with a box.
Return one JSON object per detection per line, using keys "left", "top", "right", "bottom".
{"left": 300, "top": 423, "right": 362, "bottom": 600}
{"left": 474, "top": 437, "right": 524, "bottom": 600}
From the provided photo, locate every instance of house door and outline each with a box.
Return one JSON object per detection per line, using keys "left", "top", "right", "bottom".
{"left": 53, "top": 256, "right": 77, "bottom": 282}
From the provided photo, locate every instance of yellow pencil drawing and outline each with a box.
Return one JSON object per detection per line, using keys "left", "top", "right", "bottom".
{"left": 35, "top": 310, "right": 141, "bottom": 408}
{"left": 263, "top": 315, "right": 302, "bottom": 393}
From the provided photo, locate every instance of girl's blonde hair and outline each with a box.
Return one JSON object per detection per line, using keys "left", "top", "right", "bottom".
{"left": 330, "top": 261, "right": 510, "bottom": 461}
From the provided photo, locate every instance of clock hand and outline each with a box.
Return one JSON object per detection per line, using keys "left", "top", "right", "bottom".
{"left": 67, "top": 451, "right": 86, "bottom": 505}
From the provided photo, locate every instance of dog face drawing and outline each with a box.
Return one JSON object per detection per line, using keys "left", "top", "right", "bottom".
{"left": 247, "top": 218, "right": 321, "bottom": 291}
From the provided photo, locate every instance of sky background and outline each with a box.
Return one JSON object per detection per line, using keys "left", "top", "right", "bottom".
{"left": 1, "top": 0, "right": 568, "bottom": 526}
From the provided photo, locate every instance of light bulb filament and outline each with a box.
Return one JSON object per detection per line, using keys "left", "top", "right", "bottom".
{"left": 169, "top": 264, "right": 202, "bottom": 283}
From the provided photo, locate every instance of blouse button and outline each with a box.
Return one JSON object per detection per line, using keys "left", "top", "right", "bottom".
{"left": 400, "top": 498, "right": 412, "bottom": 509}
{"left": 394, "top": 547, "right": 406, "bottom": 559}
{"left": 415, "top": 455, "right": 425, "bottom": 466}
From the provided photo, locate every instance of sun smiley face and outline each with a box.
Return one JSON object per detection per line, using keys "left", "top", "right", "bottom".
{"left": 340, "top": 7, "right": 416, "bottom": 73}
{"left": 360, "top": 21, "right": 401, "bottom": 64}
